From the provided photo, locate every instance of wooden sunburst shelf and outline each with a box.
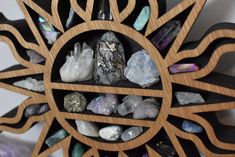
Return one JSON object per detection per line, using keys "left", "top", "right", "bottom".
{"left": 0, "top": 0, "right": 235, "bottom": 157}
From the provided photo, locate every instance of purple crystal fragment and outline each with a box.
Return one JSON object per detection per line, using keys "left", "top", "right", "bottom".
{"left": 151, "top": 21, "right": 181, "bottom": 50}
{"left": 169, "top": 63, "right": 199, "bottom": 74}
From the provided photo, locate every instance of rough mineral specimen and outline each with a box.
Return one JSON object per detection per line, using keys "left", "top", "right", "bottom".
{"left": 75, "top": 120, "right": 99, "bottom": 137}
{"left": 151, "top": 21, "right": 181, "bottom": 50}
{"left": 124, "top": 49, "right": 160, "bottom": 88}
{"left": 64, "top": 92, "right": 87, "bottom": 112}
{"left": 26, "top": 50, "right": 45, "bottom": 64}
{"left": 182, "top": 120, "right": 203, "bottom": 133}
{"left": 169, "top": 63, "right": 199, "bottom": 74}
{"left": 0, "top": 138, "right": 32, "bottom": 157}
{"left": 38, "top": 16, "right": 60, "bottom": 44}
{"left": 133, "top": 98, "right": 160, "bottom": 119}
{"left": 87, "top": 94, "right": 118, "bottom": 115}
{"left": 45, "top": 129, "right": 68, "bottom": 147}
{"left": 60, "top": 42, "right": 95, "bottom": 82}
{"left": 118, "top": 95, "right": 143, "bottom": 116}
{"left": 13, "top": 77, "right": 44, "bottom": 92}
{"left": 94, "top": 32, "right": 126, "bottom": 85}
{"left": 66, "top": 8, "right": 75, "bottom": 28}
{"left": 175, "top": 92, "right": 205, "bottom": 105}
{"left": 133, "top": 6, "right": 150, "bottom": 31}
{"left": 24, "top": 104, "right": 50, "bottom": 118}
{"left": 121, "top": 127, "right": 143, "bottom": 141}
{"left": 97, "top": 0, "right": 112, "bottom": 20}
{"left": 156, "top": 141, "right": 176, "bottom": 157}
{"left": 99, "top": 126, "right": 122, "bottom": 141}
{"left": 71, "top": 142, "right": 85, "bottom": 157}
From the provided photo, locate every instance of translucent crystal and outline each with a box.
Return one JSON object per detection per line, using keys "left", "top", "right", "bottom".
{"left": 175, "top": 92, "right": 205, "bottom": 105}
{"left": 26, "top": 50, "right": 45, "bottom": 64}
{"left": 99, "top": 126, "right": 122, "bottom": 141}
{"left": 87, "top": 94, "right": 118, "bottom": 115}
{"left": 94, "top": 32, "right": 126, "bottom": 85}
{"left": 169, "top": 63, "right": 199, "bottom": 74}
{"left": 133, "top": 6, "right": 150, "bottom": 31}
{"left": 66, "top": 8, "right": 75, "bottom": 28}
{"left": 60, "top": 42, "right": 95, "bottom": 82}
{"left": 75, "top": 120, "right": 99, "bottom": 137}
{"left": 133, "top": 98, "right": 160, "bottom": 119}
{"left": 182, "top": 120, "right": 203, "bottom": 133}
{"left": 71, "top": 143, "right": 85, "bottom": 157}
{"left": 13, "top": 77, "right": 44, "bottom": 92}
{"left": 121, "top": 127, "right": 143, "bottom": 141}
{"left": 118, "top": 95, "right": 143, "bottom": 116}
{"left": 124, "top": 49, "right": 160, "bottom": 88}
{"left": 97, "top": 0, "right": 112, "bottom": 20}
{"left": 151, "top": 21, "right": 181, "bottom": 50}
{"left": 38, "top": 16, "right": 60, "bottom": 44}
{"left": 64, "top": 92, "right": 87, "bottom": 112}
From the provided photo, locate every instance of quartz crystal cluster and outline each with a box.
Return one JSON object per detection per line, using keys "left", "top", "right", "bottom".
{"left": 13, "top": 77, "right": 44, "bottom": 92}
{"left": 60, "top": 42, "right": 95, "bottom": 82}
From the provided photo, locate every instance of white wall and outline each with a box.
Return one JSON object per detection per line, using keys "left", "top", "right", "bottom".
{"left": 0, "top": 0, "right": 234, "bottom": 156}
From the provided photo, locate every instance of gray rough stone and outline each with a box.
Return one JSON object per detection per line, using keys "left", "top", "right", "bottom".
{"left": 124, "top": 50, "right": 160, "bottom": 88}
{"left": 13, "top": 77, "right": 44, "bottom": 92}
{"left": 175, "top": 92, "right": 205, "bottom": 105}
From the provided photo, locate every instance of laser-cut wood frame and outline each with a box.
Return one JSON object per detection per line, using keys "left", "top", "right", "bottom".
{"left": 0, "top": 0, "right": 235, "bottom": 156}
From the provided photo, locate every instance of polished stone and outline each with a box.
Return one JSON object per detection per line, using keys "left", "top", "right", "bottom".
{"left": 156, "top": 141, "right": 176, "bottom": 157}
{"left": 118, "top": 95, "right": 143, "bottom": 116}
{"left": 175, "top": 92, "right": 205, "bottom": 105}
{"left": 151, "top": 20, "right": 181, "bottom": 50}
{"left": 169, "top": 63, "right": 199, "bottom": 74}
{"left": 94, "top": 32, "right": 126, "bottom": 85}
{"left": 38, "top": 16, "right": 60, "bottom": 44}
{"left": 99, "top": 125, "right": 122, "bottom": 141}
{"left": 133, "top": 98, "right": 160, "bottom": 119}
{"left": 124, "top": 50, "right": 160, "bottom": 88}
{"left": 24, "top": 104, "right": 41, "bottom": 118}
{"left": 64, "top": 92, "right": 87, "bottom": 112}
{"left": 71, "top": 142, "right": 85, "bottom": 157}
{"left": 13, "top": 77, "right": 44, "bottom": 92}
{"left": 60, "top": 42, "right": 94, "bottom": 82}
{"left": 37, "top": 104, "right": 50, "bottom": 115}
{"left": 121, "top": 127, "right": 143, "bottom": 141}
{"left": 87, "top": 94, "right": 118, "bottom": 115}
{"left": 26, "top": 50, "right": 45, "bottom": 64}
{"left": 75, "top": 120, "right": 99, "bottom": 137}
{"left": 45, "top": 129, "right": 68, "bottom": 147}
{"left": 97, "top": 0, "right": 112, "bottom": 20}
{"left": 133, "top": 6, "right": 150, "bottom": 31}
{"left": 182, "top": 120, "right": 203, "bottom": 133}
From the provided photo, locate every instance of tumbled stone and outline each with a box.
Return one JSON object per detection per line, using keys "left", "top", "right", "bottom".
{"left": 87, "top": 94, "right": 118, "bottom": 115}
{"left": 38, "top": 16, "right": 60, "bottom": 44}
{"left": 71, "top": 142, "right": 85, "bottom": 157}
{"left": 182, "top": 120, "right": 203, "bottom": 133}
{"left": 133, "top": 98, "right": 160, "bottom": 119}
{"left": 156, "top": 141, "right": 176, "bottom": 157}
{"left": 118, "top": 95, "right": 143, "bottom": 116}
{"left": 124, "top": 50, "right": 160, "bottom": 88}
{"left": 175, "top": 92, "right": 205, "bottom": 105}
{"left": 0, "top": 139, "right": 32, "bottom": 157}
{"left": 64, "top": 92, "right": 87, "bottom": 112}
{"left": 75, "top": 120, "right": 99, "bottom": 137}
{"left": 37, "top": 104, "right": 50, "bottom": 115}
{"left": 24, "top": 104, "right": 41, "bottom": 118}
{"left": 97, "top": 0, "right": 112, "bottom": 20}
{"left": 151, "top": 21, "right": 181, "bottom": 50}
{"left": 99, "top": 126, "right": 122, "bottom": 141}
{"left": 133, "top": 6, "right": 150, "bottom": 31}
{"left": 45, "top": 129, "right": 68, "bottom": 147}
{"left": 13, "top": 77, "right": 44, "bottom": 92}
{"left": 121, "top": 127, "right": 143, "bottom": 141}
{"left": 94, "top": 32, "right": 126, "bottom": 85}
{"left": 60, "top": 42, "right": 95, "bottom": 82}
{"left": 26, "top": 50, "right": 45, "bottom": 64}
{"left": 169, "top": 63, "right": 199, "bottom": 74}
